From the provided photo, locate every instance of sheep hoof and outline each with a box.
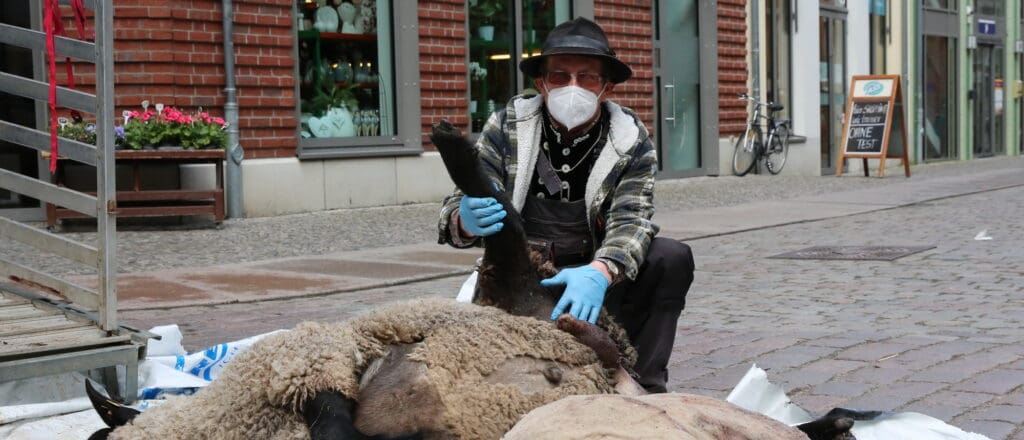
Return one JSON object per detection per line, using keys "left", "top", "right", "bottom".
{"left": 543, "top": 365, "right": 563, "bottom": 385}
{"left": 796, "top": 412, "right": 856, "bottom": 440}
{"left": 85, "top": 379, "right": 140, "bottom": 431}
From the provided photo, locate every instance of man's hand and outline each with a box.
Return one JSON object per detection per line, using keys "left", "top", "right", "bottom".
{"left": 458, "top": 196, "right": 506, "bottom": 237}
{"left": 542, "top": 262, "right": 611, "bottom": 324}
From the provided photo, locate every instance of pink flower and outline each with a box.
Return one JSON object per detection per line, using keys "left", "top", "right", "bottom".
{"left": 212, "top": 117, "right": 225, "bottom": 126}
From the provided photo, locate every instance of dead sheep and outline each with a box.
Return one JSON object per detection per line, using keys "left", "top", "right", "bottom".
{"left": 87, "top": 121, "right": 851, "bottom": 440}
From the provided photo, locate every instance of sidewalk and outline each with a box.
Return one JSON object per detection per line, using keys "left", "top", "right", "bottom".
{"left": 96, "top": 159, "right": 1023, "bottom": 311}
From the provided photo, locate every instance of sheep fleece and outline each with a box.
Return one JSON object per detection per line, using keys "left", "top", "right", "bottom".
{"left": 108, "top": 298, "right": 615, "bottom": 440}
{"left": 504, "top": 394, "right": 809, "bottom": 439}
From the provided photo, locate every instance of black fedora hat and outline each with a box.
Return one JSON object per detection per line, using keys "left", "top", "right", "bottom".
{"left": 519, "top": 17, "right": 632, "bottom": 84}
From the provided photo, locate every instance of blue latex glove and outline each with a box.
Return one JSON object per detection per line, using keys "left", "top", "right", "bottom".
{"left": 542, "top": 265, "right": 610, "bottom": 324}
{"left": 458, "top": 196, "right": 506, "bottom": 237}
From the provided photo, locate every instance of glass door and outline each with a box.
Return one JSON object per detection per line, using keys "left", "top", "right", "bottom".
{"left": 654, "top": 0, "right": 701, "bottom": 175}
{"left": 0, "top": 0, "right": 46, "bottom": 221}
{"left": 972, "top": 44, "right": 1004, "bottom": 157}
{"left": 819, "top": 12, "right": 847, "bottom": 173}
{"left": 922, "top": 35, "right": 957, "bottom": 161}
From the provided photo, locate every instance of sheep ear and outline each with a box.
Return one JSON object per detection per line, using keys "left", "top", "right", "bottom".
{"left": 85, "top": 379, "right": 141, "bottom": 428}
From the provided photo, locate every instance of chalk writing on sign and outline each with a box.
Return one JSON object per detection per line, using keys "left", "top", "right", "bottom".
{"left": 845, "top": 101, "right": 889, "bottom": 154}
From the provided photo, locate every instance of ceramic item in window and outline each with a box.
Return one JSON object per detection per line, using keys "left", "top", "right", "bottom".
{"left": 356, "top": 0, "right": 376, "bottom": 34}
{"left": 327, "top": 106, "right": 356, "bottom": 137}
{"left": 338, "top": 2, "right": 361, "bottom": 34}
{"left": 478, "top": 26, "right": 494, "bottom": 41}
{"left": 307, "top": 114, "right": 333, "bottom": 138}
{"left": 315, "top": 6, "right": 338, "bottom": 32}
{"left": 334, "top": 61, "right": 353, "bottom": 83}
{"left": 354, "top": 111, "right": 364, "bottom": 137}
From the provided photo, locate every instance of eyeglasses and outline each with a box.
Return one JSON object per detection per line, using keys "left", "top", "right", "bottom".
{"left": 544, "top": 71, "right": 605, "bottom": 89}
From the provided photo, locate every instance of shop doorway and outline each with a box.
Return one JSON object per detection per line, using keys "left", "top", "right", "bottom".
{"left": 653, "top": 0, "right": 702, "bottom": 177}
{"left": 922, "top": 35, "right": 958, "bottom": 161}
{"left": 972, "top": 44, "right": 1004, "bottom": 158}
{"left": 818, "top": 12, "right": 846, "bottom": 174}
{"left": 0, "top": 0, "right": 46, "bottom": 221}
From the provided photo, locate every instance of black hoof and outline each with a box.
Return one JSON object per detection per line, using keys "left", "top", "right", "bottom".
{"left": 304, "top": 390, "right": 422, "bottom": 440}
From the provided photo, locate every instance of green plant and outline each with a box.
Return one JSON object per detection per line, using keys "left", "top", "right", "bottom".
{"left": 301, "top": 65, "right": 359, "bottom": 117}
{"left": 122, "top": 105, "right": 228, "bottom": 150}
{"left": 470, "top": 0, "right": 503, "bottom": 25}
{"left": 57, "top": 121, "right": 97, "bottom": 145}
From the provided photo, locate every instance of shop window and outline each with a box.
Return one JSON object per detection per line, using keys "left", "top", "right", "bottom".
{"left": 975, "top": 0, "right": 1000, "bottom": 16}
{"left": 765, "top": 0, "right": 791, "bottom": 121}
{"left": 295, "top": 1, "right": 420, "bottom": 158}
{"left": 468, "top": 0, "right": 572, "bottom": 132}
{"left": 923, "top": 35, "right": 957, "bottom": 161}
{"left": 922, "top": 0, "right": 952, "bottom": 10}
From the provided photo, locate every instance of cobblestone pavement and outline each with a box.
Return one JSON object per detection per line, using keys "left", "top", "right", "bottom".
{"left": 122, "top": 172, "right": 1024, "bottom": 439}
{"left": 673, "top": 186, "right": 1024, "bottom": 439}
{"left": 3, "top": 156, "right": 1022, "bottom": 277}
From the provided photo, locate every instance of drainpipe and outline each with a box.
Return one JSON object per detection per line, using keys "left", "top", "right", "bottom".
{"left": 222, "top": 0, "right": 244, "bottom": 218}
{"left": 750, "top": 0, "right": 761, "bottom": 101}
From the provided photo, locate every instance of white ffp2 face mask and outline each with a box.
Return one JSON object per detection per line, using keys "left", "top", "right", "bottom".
{"left": 544, "top": 85, "right": 604, "bottom": 130}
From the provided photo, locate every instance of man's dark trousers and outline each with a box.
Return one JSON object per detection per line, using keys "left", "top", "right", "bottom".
{"left": 604, "top": 237, "right": 694, "bottom": 393}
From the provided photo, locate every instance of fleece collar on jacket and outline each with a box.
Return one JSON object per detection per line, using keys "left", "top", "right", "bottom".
{"left": 510, "top": 95, "right": 640, "bottom": 221}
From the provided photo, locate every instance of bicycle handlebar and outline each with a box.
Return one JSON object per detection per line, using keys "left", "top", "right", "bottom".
{"left": 736, "top": 93, "right": 776, "bottom": 109}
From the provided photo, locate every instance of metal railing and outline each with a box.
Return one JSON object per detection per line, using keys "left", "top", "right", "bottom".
{"left": 0, "top": 0, "right": 117, "bottom": 328}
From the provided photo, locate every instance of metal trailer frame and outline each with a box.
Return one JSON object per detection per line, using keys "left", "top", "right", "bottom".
{"left": 0, "top": 0, "right": 146, "bottom": 402}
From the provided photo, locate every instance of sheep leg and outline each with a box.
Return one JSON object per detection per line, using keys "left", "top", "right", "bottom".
{"left": 554, "top": 315, "right": 646, "bottom": 395}
{"left": 303, "top": 390, "right": 422, "bottom": 440}
{"left": 430, "top": 120, "right": 549, "bottom": 316}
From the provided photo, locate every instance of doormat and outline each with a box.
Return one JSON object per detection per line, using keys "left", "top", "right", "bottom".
{"left": 769, "top": 245, "right": 936, "bottom": 261}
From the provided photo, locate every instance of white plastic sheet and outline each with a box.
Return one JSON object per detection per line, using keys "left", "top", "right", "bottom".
{"left": 725, "top": 364, "right": 992, "bottom": 440}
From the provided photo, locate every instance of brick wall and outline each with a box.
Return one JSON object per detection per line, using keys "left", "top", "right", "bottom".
{"left": 232, "top": 0, "right": 296, "bottom": 157}
{"left": 57, "top": 0, "right": 296, "bottom": 158}
{"left": 717, "top": 0, "right": 747, "bottom": 137}
{"left": 594, "top": 0, "right": 655, "bottom": 135}
{"left": 418, "top": 0, "right": 467, "bottom": 149}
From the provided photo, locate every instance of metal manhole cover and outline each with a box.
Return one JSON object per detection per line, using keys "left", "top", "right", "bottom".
{"left": 769, "top": 245, "right": 936, "bottom": 261}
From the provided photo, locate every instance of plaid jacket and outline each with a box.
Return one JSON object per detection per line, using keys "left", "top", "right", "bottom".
{"left": 437, "top": 94, "right": 659, "bottom": 280}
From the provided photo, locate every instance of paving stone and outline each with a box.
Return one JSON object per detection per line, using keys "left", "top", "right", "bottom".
{"left": 899, "top": 391, "right": 997, "bottom": 422}
{"left": 952, "top": 369, "right": 1024, "bottom": 395}
{"left": 967, "top": 405, "right": 1024, "bottom": 425}
{"left": 950, "top": 419, "right": 1017, "bottom": 440}
{"left": 841, "top": 381, "right": 947, "bottom": 412}
{"left": 809, "top": 381, "right": 873, "bottom": 398}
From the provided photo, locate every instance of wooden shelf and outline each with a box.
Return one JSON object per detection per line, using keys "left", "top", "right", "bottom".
{"left": 298, "top": 30, "right": 377, "bottom": 42}
{"left": 300, "top": 82, "right": 379, "bottom": 91}
{"left": 48, "top": 149, "right": 225, "bottom": 225}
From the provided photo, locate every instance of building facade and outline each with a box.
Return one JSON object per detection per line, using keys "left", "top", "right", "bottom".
{"left": 750, "top": 0, "right": 1023, "bottom": 177}
{"left": 2, "top": 0, "right": 747, "bottom": 219}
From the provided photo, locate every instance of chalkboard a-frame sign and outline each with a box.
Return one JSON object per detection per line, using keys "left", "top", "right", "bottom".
{"left": 837, "top": 75, "right": 910, "bottom": 177}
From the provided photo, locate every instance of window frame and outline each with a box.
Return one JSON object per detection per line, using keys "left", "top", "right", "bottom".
{"left": 293, "top": 1, "right": 423, "bottom": 160}
{"left": 465, "top": 0, "right": 592, "bottom": 134}
{"left": 765, "top": 0, "right": 792, "bottom": 121}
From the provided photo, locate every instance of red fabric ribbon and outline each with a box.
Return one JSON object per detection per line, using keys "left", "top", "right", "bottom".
{"left": 43, "top": 0, "right": 89, "bottom": 172}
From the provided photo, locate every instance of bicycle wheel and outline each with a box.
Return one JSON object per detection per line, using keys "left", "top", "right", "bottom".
{"left": 765, "top": 125, "right": 789, "bottom": 175}
{"left": 732, "top": 128, "right": 759, "bottom": 176}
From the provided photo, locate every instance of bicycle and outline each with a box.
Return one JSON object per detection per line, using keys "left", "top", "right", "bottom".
{"left": 732, "top": 93, "right": 791, "bottom": 176}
